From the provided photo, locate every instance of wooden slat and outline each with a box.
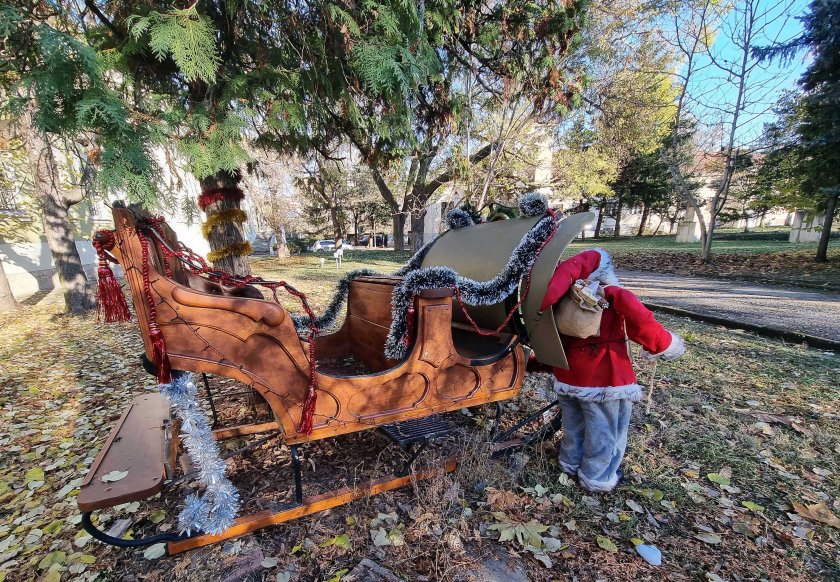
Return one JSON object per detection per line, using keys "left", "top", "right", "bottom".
{"left": 77, "top": 394, "right": 171, "bottom": 513}
{"left": 167, "top": 457, "right": 458, "bottom": 554}
{"left": 212, "top": 421, "right": 280, "bottom": 441}
{"left": 348, "top": 282, "right": 394, "bottom": 327}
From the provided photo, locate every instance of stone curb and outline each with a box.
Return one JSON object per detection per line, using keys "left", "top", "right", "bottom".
{"left": 644, "top": 302, "right": 840, "bottom": 353}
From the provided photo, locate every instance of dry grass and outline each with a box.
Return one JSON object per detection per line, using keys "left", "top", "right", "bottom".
{"left": 0, "top": 253, "right": 837, "bottom": 581}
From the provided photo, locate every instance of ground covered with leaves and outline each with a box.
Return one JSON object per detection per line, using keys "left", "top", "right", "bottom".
{"left": 566, "top": 235, "right": 839, "bottom": 292}
{"left": 0, "top": 253, "right": 838, "bottom": 581}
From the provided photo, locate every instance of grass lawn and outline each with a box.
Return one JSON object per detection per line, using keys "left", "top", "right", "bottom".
{"left": 569, "top": 233, "right": 818, "bottom": 256}
{"left": 0, "top": 257, "right": 838, "bottom": 581}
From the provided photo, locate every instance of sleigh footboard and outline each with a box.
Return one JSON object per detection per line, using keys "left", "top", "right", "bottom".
{"left": 77, "top": 393, "right": 174, "bottom": 513}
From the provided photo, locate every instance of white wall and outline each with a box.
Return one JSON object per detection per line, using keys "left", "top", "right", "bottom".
{"left": 0, "top": 210, "right": 209, "bottom": 301}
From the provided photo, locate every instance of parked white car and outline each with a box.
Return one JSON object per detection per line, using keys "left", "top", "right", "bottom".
{"left": 311, "top": 240, "right": 336, "bottom": 252}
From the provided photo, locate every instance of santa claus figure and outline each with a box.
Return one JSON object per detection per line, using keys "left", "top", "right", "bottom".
{"left": 540, "top": 249, "right": 685, "bottom": 492}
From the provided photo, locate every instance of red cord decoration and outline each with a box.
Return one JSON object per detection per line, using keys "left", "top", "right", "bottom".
{"left": 138, "top": 217, "right": 321, "bottom": 434}
{"left": 128, "top": 210, "right": 558, "bottom": 433}
{"left": 137, "top": 228, "right": 173, "bottom": 384}
{"left": 92, "top": 230, "right": 132, "bottom": 323}
{"left": 198, "top": 187, "right": 245, "bottom": 212}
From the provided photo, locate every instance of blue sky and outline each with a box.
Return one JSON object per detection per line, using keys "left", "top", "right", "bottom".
{"left": 685, "top": 0, "right": 812, "bottom": 147}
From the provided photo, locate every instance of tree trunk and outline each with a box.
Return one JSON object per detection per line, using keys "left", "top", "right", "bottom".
{"left": 200, "top": 173, "right": 252, "bottom": 276}
{"left": 276, "top": 225, "right": 288, "bottom": 260}
{"left": 353, "top": 214, "right": 360, "bottom": 245}
{"left": 24, "top": 120, "right": 95, "bottom": 313}
{"left": 816, "top": 193, "right": 837, "bottom": 263}
{"left": 593, "top": 201, "right": 606, "bottom": 238}
{"left": 636, "top": 203, "right": 650, "bottom": 236}
{"left": 651, "top": 215, "right": 664, "bottom": 236}
{"left": 392, "top": 213, "right": 406, "bottom": 251}
{"left": 409, "top": 210, "right": 426, "bottom": 253}
{"left": 700, "top": 209, "right": 716, "bottom": 262}
{"left": 42, "top": 188, "right": 96, "bottom": 312}
{"left": 370, "top": 216, "right": 376, "bottom": 248}
{"left": 0, "top": 260, "right": 19, "bottom": 312}
{"left": 613, "top": 195, "right": 623, "bottom": 239}
{"left": 328, "top": 204, "right": 342, "bottom": 240}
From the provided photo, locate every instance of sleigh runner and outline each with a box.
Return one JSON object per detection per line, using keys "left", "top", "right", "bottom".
{"left": 77, "top": 200, "right": 593, "bottom": 553}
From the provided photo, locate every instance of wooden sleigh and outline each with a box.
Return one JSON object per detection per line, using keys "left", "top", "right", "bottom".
{"left": 76, "top": 204, "right": 590, "bottom": 554}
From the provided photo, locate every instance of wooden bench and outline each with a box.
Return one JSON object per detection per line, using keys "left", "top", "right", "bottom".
{"left": 77, "top": 393, "right": 173, "bottom": 513}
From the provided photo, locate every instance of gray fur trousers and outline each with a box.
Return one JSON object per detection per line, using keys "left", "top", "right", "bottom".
{"left": 556, "top": 395, "right": 632, "bottom": 492}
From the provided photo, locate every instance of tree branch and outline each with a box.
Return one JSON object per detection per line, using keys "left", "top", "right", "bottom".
{"left": 84, "top": 0, "right": 123, "bottom": 39}
{"left": 422, "top": 143, "right": 493, "bottom": 198}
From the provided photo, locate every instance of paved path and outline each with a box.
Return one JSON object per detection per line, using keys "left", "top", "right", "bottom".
{"left": 617, "top": 270, "right": 840, "bottom": 343}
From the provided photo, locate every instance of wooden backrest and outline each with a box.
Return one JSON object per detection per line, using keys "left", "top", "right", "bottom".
{"left": 110, "top": 206, "right": 306, "bottom": 370}
{"left": 345, "top": 276, "right": 401, "bottom": 371}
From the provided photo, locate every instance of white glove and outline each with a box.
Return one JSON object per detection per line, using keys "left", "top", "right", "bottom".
{"left": 641, "top": 332, "right": 685, "bottom": 361}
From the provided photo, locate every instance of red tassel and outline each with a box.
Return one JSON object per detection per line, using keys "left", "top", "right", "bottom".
{"left": 298, "top": 384, "right": 317, "bottom": 435}
{"left": 96, "top": 263, "right": 132, "bottom": 323}
{"left": 149, "top": 326, "right": 172, "bottom": 384}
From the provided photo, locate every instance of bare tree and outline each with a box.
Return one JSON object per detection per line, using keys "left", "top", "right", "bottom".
{"left": 663, "top": 0, "right": 801, "bottom": 261}
{"left": 242, "top": 151, "right": 302, "bottom": 260}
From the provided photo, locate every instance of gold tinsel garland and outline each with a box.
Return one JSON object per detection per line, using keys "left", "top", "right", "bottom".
{"left": 201, "top": 208, "right": 249, "bottom": 239}
{"left": 207, "top": 241, "right": 254, "bottom": 263}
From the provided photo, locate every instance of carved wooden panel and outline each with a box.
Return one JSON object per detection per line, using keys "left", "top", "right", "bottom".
{"left": 111, "top": 208, "right": 525, "bottom": 446}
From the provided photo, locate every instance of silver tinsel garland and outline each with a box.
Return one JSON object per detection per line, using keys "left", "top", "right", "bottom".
{"left": 289, "top": 202, "right": 558, "bottom": 360}
{"left": 159, "top": 373, "right": 240, "bottom": 535}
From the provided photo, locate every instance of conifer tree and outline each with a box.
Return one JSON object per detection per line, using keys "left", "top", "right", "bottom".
{"left": 757, "top": 0, "right": 839, "bottom": 261}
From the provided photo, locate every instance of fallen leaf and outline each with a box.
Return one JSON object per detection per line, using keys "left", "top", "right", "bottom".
{"left": 707, "top": 473, "right": 731, "bottom": 487}
{"left": 732, "top": 522, "right": 757, "bottom": 537}
{"left": 101, "top": 470, "right": 129, "bottom": 483}
{"left": 371, "top": 527, "right": 391, "bottom": 547}
{"left": 261, "top": 557, "right": 279, "bottom": 568}
{"left": 487, "top": 488, "right": 524, "bottom": 510}
{"left": 37, "top": 551, "right": 66, "bottom": 570}
{"left": 695, "top": 532, "right": 722, "bottom": 545}
{"left": 626, "top": 499, "right": 644, "bottom": 513}
{"left": 636, "top": 488, "right": 664, "bottom": 501}
{"left": 25, "top": 467, "right": 45, "bottom": 483}
{"left": 320, "top": 533, "right": 351, "bottom": 549}
{"left": 541, "top": 537, "right": 565, "bottom": 553}
{"left": 596, "top": 535, "right": 617, "bottom": 553}
{"left": 143, "top": 543, "right": 166, "bottom": 560}
{"left": 792, "top": 502, "right": 840, "bottom": 528}
{"left": 741, "top": 501, "right": 764, "bottom": 513}
{"left": 752, "top": 421, "right": 774, "bottom": 436}
{"left": 149, "top": 509, "right": 167, "bottom": 524}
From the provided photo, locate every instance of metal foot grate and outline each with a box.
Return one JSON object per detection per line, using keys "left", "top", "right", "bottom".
{"left": 379, "top": 416, "right": 455, "bottom": 448}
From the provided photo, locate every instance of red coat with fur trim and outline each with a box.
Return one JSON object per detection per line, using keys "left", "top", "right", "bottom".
{"left": 540, "top": 250, "right": 683, "bottom": 401}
